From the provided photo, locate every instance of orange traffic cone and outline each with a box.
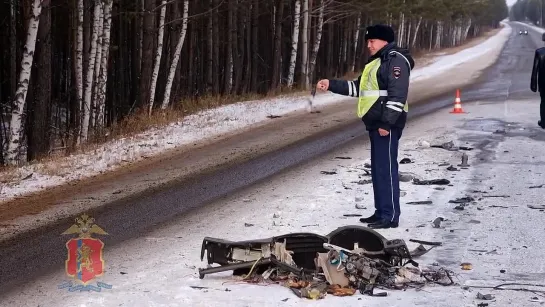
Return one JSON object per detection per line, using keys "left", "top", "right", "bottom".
{"left": 450, "top": 89, "right": 465, "bottom": 114}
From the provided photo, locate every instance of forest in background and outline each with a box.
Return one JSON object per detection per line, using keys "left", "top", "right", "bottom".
{"left": 0, "top": 0, "right": 508, "bottom": 166}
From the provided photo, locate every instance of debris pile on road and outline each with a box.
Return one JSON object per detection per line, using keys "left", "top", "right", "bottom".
{"left": 198, "top": 226, "right": 454, "bottom": 299}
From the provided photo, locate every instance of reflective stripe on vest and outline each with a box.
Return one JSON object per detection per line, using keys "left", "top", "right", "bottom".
{"left": 357, "top": 58, "right": 408, "bottom": 118}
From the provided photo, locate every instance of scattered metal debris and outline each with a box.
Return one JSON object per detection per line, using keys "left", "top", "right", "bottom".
{"left": 406, "top": 200, "right": 433, "bottom": 205}
{"left": 477, "top": 292, "right": 495, "bottom": 300}
{"left": 528, "top": 205, "right": 545, "bottom": 210}
{"left": 459, "top": 153, "right": 470, "bottom": 167}
{"left": 321, "top": 171, "right": 337, "bottom": 175}
{"left": 409, "top": 239, "right": 442, "bottom": 246}
{"left": 198, "top": 226, "right": 451, "bottom": 299}
{"left": 413, "top": 178, "right": 450, "bottom": 185}
{"left": 449, "top": 196, "right": 475, "bottom": 203}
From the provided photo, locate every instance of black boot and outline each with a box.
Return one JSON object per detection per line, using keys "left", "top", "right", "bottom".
{"left": 368, "top": 220, "right": 399, "bottom": 229}
{"left": 539, "top": 120, "right": 545, "bottom": 129}
{"left": 359, "top": 214, "right": 380, "bottom": 224}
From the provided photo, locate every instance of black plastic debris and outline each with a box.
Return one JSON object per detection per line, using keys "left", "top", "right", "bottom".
{"left": 529, "top": 184, "right": 544, "bottom": 189}
{"left": 267, "top": 115, "right": 282, "bottom": 119}
{"left": 400, "top": 158, "right": 412, "bottom": 164}
{"left": 459, "top": 153, "right": 470, "bottom": 167}
{"left": 454, "top": 204, "right": 465, "bottom": 210}
{"left": 413, "top": 178, "right": 450, "bottom": 185}
{"left": 447, "top": 165, "right": 459, "bottom": 171}
{"left": 335, "top": 157, "right": 352, "bottom": 160}
{"left": 449, "top": 197, "right": 475, "bottom": 204}
{"left": 321, "top": 171, "right": 337, "bottom": 175}
{"left": 407, "top": 201, "right": 433, "bottom": 205}
{"left": 459, "top": 146, "right": 473, "bottom": 151}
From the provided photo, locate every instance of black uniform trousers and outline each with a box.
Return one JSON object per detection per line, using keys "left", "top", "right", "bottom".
{"left": 540, "top": 91, "right": 545, "bottom": 124}
{"left": 369, "top": 127, "right": 402, "bottom": 223}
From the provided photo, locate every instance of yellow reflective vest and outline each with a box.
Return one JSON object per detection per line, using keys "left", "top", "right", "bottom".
{"left": 357, "top": 58, "right": 409, "bottom": 118}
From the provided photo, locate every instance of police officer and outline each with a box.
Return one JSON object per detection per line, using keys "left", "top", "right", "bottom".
{"left": 530, "top": 33, "right": 545, "bottom": 129}
{"left": 316, "top": 24, "right": 414, "bottom": 229}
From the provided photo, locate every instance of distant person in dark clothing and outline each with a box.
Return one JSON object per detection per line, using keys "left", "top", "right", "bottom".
{"left": 530, "top": 33, "right": 545, "bottom": 129}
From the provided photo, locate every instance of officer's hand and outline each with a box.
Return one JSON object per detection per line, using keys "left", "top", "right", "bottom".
{"left": 378, "top": 128, "right": 390, "bottom": 136}
{"left": 316, "top": 79, "right": 329, "bottom": 92}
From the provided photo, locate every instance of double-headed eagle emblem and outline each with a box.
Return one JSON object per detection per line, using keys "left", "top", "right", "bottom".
{"left": 62, "top": 214, "right": 108, "bottom": 238}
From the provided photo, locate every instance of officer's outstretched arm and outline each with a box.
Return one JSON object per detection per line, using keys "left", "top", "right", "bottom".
{"left": 328, "top": 75, "right": 362, "bottom": 97}
{"left": 531, "top": 50, "right": 539, "bottom": 92}
{"left": 380, "top": 56, "right": 410, "bottom": 131}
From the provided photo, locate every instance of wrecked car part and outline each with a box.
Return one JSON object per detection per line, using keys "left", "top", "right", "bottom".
{"left": 409, "top": 239, "right": 442, "bottom": 246}
{"left": 198, "top": 258, "right": 272, "bottom": 279}
{"left": 199, "top": 233, "right": 328, "bottom": 279}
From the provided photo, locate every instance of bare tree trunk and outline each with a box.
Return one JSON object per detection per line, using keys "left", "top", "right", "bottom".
{"left": 206, "top": 0, "right": 213, "bottom": 92}
{"left": 148, "top": 0, "right": 167, "bottom": 115}
{"left": 161, "top": 0, "right": 188, "bottom": 109}
{"left": 28, "top": 0, "right": 51, "bottom": 161}
{"left": 224, "top": 0, "right": 234, "bottom": 94}
{"left": 250, "top": 0, "right": 258, "bottom": 92}
{"left": 308, "top": 0, "right": 324, "bottom": 85}
{"left": 139, "top": 0, "right": 156, "bottom": 109}
{"left": 81, "top": 0, "right": 101, "bottom": 142}
{"left": 349, "top": 13, "right": 361, "bottom": 73}
{"left": 9, "top": 0, "right": 17, "bottom": 102}
{"left": 90, "top": 2, "right": 104, "bottom": 131}
{"left": 300, "top": 0, "right": 309, "bottom": 89}
{"left": 6, "top": 0, "right": 44, "bottom": 165}
{"left": 411, "top": 16, "right": 422, "bottom": 48}
{"left": 75, "top": 0, "right": 84, "bottom": 145}
{"left": 287, "top": 0, "right": 301, "bottom": 88}
{"left": 96, "top": 0, "right": 113, "bottom": 129}
{"left": 271, "top": 0, "right": 284, "bottom": 90}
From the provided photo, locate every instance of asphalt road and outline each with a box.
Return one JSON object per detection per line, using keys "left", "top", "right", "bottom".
{"left": 0, "top": 23, "right": 537, "bottom": 295}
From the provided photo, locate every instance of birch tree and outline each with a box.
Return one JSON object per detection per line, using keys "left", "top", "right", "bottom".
{"left": 75, "top": 0, "right": 84, "bottom": 145}
{"left": 287, "top": 0, "right": 301, "bottom": 88}
{"left": 90, "top": 2, "right": 104, "bottom": 130}
{"left": 5, "top": 0, "right": 44, "bottom": 165}
{"left": 96, "top": 0, "right": 113, "bottom": 129}
{"left": 161, "top": 0, "right": 188, "bottom": 109}
{"left": 148, "top": 0, "right": 167, "bottom": 115}
{"left": 300, "top": 0, "right": 309, "bottom": 89}
{"left": 308, "top": 0, "right": 324, "bottom": 85}
{"left": 81, "top": 0, "right": 102, "bottom": 142}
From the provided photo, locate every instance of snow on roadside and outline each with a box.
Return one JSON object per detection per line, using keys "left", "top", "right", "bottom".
{"left": 2, "top": 98, "right": 518, "bottom": 307}
{"left": 411, "top": 23, "right": 511, "bottom": 81}
{"left": 0, "top": 23, "right": 512, "bottom": 204}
